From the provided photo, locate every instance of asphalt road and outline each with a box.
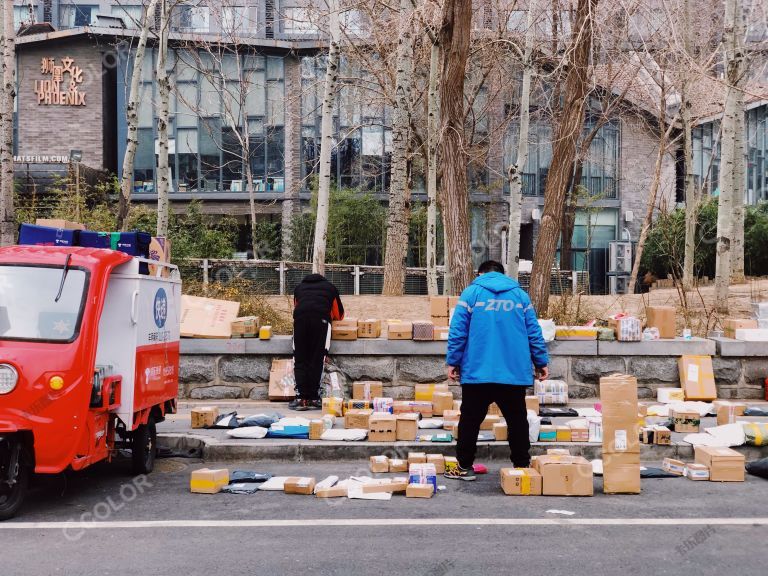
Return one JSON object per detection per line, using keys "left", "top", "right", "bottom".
{"left": 2, "top": 457, "right": 767, "bottom": 576}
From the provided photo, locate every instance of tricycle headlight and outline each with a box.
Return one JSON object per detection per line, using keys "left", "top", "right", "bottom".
{"left": 0, "top": 364, "right": 18, "bottom": 394}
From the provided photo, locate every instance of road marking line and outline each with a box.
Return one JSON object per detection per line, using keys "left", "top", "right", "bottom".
{"left": 1, "top": 518, "right": 767, "bottom": 530}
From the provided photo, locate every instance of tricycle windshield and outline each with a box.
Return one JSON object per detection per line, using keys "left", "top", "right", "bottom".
{"left": 0, "top": 264, "right": 88, "bottom": 342}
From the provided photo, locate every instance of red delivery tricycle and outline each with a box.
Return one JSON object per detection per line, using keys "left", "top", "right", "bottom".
{"left": 0, "top": 246, "right": 181, "bottom": 519}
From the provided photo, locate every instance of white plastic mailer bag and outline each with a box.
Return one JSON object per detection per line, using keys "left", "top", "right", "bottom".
{"left": 258, "top": 477, "right": 289, "bottom": 491}
{"left": 320, "top": 428, "right": 368, "bottom": 441}
{"left": 538, "top": 319, "right": 556, "bottom": 342}
{"left": 226, "top": 426, "right": 269, "bottom": 439}
{"left": 527, "top": 409, "right": 541, "bottom": 443}
{"left": 418, "top": 418, "right": 444, "bottom": 429}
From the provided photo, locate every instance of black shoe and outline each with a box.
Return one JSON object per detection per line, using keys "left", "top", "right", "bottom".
{"left": 444, "top": 466, "right": 477, "bottom": 481}
{"left": 309, "top": 399, "right": 323, "bottom": 410}
{"left": 288, "top": 399, "right": 311, "bottom": 411}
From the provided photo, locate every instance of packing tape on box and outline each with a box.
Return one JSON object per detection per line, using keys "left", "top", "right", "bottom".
{"left": 519, "top": 470, "right": 531, "bottom": 495}
{"left": 744, "top": 422, "right": 768, "bottom": 446}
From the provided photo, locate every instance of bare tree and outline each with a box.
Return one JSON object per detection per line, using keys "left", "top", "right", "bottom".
{"left": 382, "top": 0, "right": 416, "bottom": 295}
{"left": 118, "top": 0, "right": 160, "bottom": 231}
{"left": 155, "top": 0, "right": 171, "bottom": 237}
{"left": 715, "top": 0, "right": 747, "bottom": 311}
{"left": 437, "top": 0, "right": 474, "bottom": 293}
{"left": 0, "top": 0, "right": 17, "bottom": 245}
{"left": 426, "top": 38, "right": 440, "bottom": 294}
{"left": 312, "top": 0, "right": 342, "bottom": 275}
{"left": 528, "top": 0, "right": 599, "bottom": 314}
{"left": 506, "top": 1, "right": 537, "bottom": 279}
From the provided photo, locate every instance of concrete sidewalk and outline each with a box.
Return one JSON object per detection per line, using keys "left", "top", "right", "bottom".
{"left": 158, "top": 399, "right": 768, "bottom": 463}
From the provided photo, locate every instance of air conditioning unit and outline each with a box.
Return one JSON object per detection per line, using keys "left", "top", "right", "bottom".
{"left": 609, "top": 241, "right": 633, "bottom": 274}
{"left": 610, "top": 275, "right": 631, "bottom": 295}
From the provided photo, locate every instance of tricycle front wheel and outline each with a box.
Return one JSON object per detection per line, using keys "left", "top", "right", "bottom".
{"left": 0, "top": 447, "right": 29, "bottom": 521}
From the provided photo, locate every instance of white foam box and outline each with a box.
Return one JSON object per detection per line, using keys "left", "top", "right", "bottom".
{"left": 734, "top": 328, "right": 768, "bottom": 342}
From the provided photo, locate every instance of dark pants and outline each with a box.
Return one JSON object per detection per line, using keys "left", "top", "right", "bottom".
{"left": 293, "top": 316, "right": 329, "bottom": 400}
{"left": 456, "top": 384, "right": 530, "bottom": 469}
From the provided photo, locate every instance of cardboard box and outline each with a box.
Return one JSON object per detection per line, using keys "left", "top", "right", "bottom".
{"left": 309, "top": 419, "right": 325, "bottom": 440}
{"left": 370, "top": 455, "right": 390, "bottom": 473}
{"left": 372, "top": 397, "right": 394, "bottom": 413}
{"left": 714, "top": 401, "right": 748, "bottom": 426}
{"left": 657, "top": 387, "right": 685, "bottom": 403}
{"left": 343, "top": 399, "right": 371, "bottom": 414}
{"left": 408, "top": 452, "right": 427, "bottom": 465}
{"left": 413, "top": 321, "right": 435, "bottom": 341}
{"left": 191, "top": 407, "right": 219, "bottom": 429}
{"left": 646, "top": 306, "right": 677, "bottom": 339}
{"left": 602, "top": 453, "right": 641, "bottom": 494}
{"left": 331, "top": 319, "right": 358, "bottom": 341}
{"left": 190, "top": 468, "right": 229, "bottom": 494}
{"left": 35, "top": 218, "right": 86, "bottom": 230}
{"left": 480, "top": 414, "right": 501, "bottom": 430}
{"left": 662, "top": 458, "right": 686, "bottom": 476}
{"left": 363, "top": 478, "right": 408, "bottom": 494}
{"left": 444, "top": 456, "right": 459, "bottom": 473}
{"left": 268, "top": 358, "right": 295, "bottom": 401}
{"left": 414, "top": 383, "right": 450, "bottom": 402}
{"left": 539, "top": 425, "right": 557, "bottom": 441}
{"left": 230, "top": 316, "right": 260, "bottom": 337}
{"left": 432, "top": 391, "right": 454, "bottom": 416}
{"left": 533, "top": 455, "right": 593, "bottom": 496}
{"left": 609, "top": 315, "right": 642, "bottom": 342}
{"left": 284, "top": 477, "right": 317, "bottom": 495}
{"left": 358, "top": 319, "right": 382, "bottom": 338}
{"left": 547, "top": 449, "right": 570, "bottom": 456}
{"left": 487, "top": 403, "right": 501, "bottom": 416}
{"left": 525, "top": 396, "right": 540, "bottom": 414}
{"left": 322, "top": 397, "right": 344, "bottom": 417}
{"left": 500, "top": 468, "right": 543, "bottom": 496}
{"left": 430, "top": 296, "right": 450, "bottom": 318}
{"left": 443, "top": 410, "right": 461, "bottom": 425}
{"left": 555, "top": 426, "right": 572, "bottom": 442}
{"left": 259, "top": 325, "right": 273, "bottom": 340}
{"left": 600, "top": 374, "right": 640, "bottom": 455}
{"left": 685, "top": 463, "right": 710, "bottom": 481}
{"left": 388, "top": 322, "right": 413, "bottom": 340}
{"left": 180, "top": 295, "right": 240, "bottom": 338}
{"left": 569, "top": 426, "right": 589, "bottom": 442}
{"left": 315, "top": 484, "right": 349, "bottom": 498}
{"left": 555, "top": 326, "right": 599, "bottom": 340}
{"left": 723, "top": 318, "right": 758, "bottom": 339}
{"left": 406, "top": 483, "right": 434, "bottom": 498}
{"left": 671, "top": 410, "right": 701, "bottom": 433}
{"left": 368, "top": 413, "right": 397, "bottom": 442}
{"left": 389, "top": 458, "right": 408, "bottom": 473}
{"left": 148, "top": 236, "right": 172, "bottom": 277}
{"left": 678, "top": 355, "right": 717, "bottom": 400}
{"left": 353, "top": 381, "right": 384, "bottom": 400}
{"left": 396, "top": 413, "right": 419, "bottom": 441}
{"left": 433, "top": 326, "right": 450, "bottom": 341}
{"left": 694, "top": 446, "right": 745, "bottom": 482}
{"left": 641, "top": 425, "right": 671, "bottom": 445}
{"left": 426, "top": 454, "right": 446, "bottom": 474}
{"left": 494, "top": 422, "right": 508, "bottom": 441}
{"left": 345, "top": 409, "right": 374, "bottom": 430}
{"left": 393, "top": 401, "right": 433, "bottom": 418}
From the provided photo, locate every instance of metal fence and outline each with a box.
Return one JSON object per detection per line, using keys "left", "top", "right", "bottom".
{"left": 180, "top": 259, "right": 590, "bottom": 296}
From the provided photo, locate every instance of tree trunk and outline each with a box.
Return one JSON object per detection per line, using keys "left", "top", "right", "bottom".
{"left": 312, "top": 0, "right": 341, "bottom": 275}
{"left": 155, "top": 0, "right": 170, "bottom": 236}
{"left": 382, "top": 0, "right": 415, "bottom": 295}
{"left": 437, "top": 0, "right": 474, "bottom": 294}
{"left": 528, "top": 0, "right": 597, "bottom": 314}
{"left": 426, "top": 41, "right": 440, "bottom": 295}
{"left": 0, "top": 0, "right": 17, "bottom": 246}
{"left": 629, "top": 110, "right": 672, "bottom": 293}
{"left": 559, "top": 160, "right": 581, "bottom": 270}
{"left": 117, "top": 0, "right": 160, "bottom": 231}
{"left": 716, "top": 0, "right": 747, "bottom": 311}
{"left": 681, "top": 90, "right": 697, "bottom": 289}
{"left": 507, "top": 1, "right": 535, "bottom": 280}
{"left": 727, "top": 0, "right": 746, "bottom": 285}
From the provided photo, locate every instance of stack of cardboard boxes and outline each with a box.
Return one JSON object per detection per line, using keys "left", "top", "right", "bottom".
{"left": 600, "top": 374, "right": 641, "bottom": 494}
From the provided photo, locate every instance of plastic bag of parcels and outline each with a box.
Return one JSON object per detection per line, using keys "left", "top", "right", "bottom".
{"left": 538, "top": 319, "right": 556, "bottom": 342}
{"left": 743, "top": 422, "right": 768, "bottom": 446}
{"left": 534, "top": 380, "right": 568, "bottom": 405}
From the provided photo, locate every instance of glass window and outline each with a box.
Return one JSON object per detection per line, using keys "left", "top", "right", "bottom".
{"left": 245, "top": 70, "right": 266, "bottom": 116}
{"left": 267, "top": 56, "right": 283, "bottom": 80}
{"left": 0, "top": 266, "right": 87, "bottom": 342}
{"left": 249, "top": 119, "right": 266, "bottom": 190}
{"left": 222, "top": 80, "right": 242, "bottom": 126}
{"left": 138, "top": 84, "right": 154, "bottom": 128}
{"left": 283, "top": 7, "right": 319, "bottom": 35}
{"left": 199, "top": 119, "right": 221, "bottom": 191}
{"left": 200, "top": 74, "right": 221, "bottom": 116}
{"left": 62, "top": 5, "right": 98, "bottom": 28}
{"left": 220, "top": 6, "right": 252, "bottom": 35}
{"left": 337, "top": 134, "right": 361, "bottom": 189}
{"left": 266, "top": 81, "right": 284, "bottom": 126}
{"left": 176, "top": 83, "right": 198, "bottom": 127}
{"left": 134, "top": 128, "right": 155, "bottom": 186}
{"left": 13, "top": 6, "right": 32, "bottom": 28}
{"left": 266, "top": 127, "right": 285, "bottom": 191}
{"left": 222, "top": 127, "right": 243, "bottom": 191}
{"left": 178, "top": 5, "right": 210, "bottom": 32}
{"left": 177, "top": 128, "right": 199, "bottom": 191}
{"left": 111, "top": 5, "right": 143, "bottom": 28}
{"left": 340, "top": 9, "right": 365, "bottom": 35}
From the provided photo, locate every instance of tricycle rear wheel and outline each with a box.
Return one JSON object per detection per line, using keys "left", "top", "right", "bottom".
{"left": 131, "top": 416, "right": 157, "bottom": 475}
{"left": 0, "top": 448, "right": 29, "bottom": 521}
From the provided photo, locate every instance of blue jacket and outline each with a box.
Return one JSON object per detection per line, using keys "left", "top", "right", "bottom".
{"left": 446, "top": 272, "right": 548, "bottom": 386}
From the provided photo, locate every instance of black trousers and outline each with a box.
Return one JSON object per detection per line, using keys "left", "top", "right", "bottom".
{"left": 293, "top": 316, "right": 329, "bottom": 400}
{"left": 456, "top": 384, "right": 530, "bottom": 469}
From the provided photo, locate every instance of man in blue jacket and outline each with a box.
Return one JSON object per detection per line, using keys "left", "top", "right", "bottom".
{"left": 445, "top": 260, "right": 549, "bottom": 481}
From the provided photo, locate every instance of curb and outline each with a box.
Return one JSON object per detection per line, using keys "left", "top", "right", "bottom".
{"left": 158, "top": 433, "right": 768, "bottom": 463}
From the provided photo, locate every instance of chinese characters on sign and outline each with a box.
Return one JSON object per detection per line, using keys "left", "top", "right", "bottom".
{"left": 34, "top": 56, "right": 86, "bottom": 106}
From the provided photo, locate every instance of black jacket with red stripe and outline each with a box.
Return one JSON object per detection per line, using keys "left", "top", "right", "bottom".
{"left": 293, "top": 274, "right": 345, "bottom": 321}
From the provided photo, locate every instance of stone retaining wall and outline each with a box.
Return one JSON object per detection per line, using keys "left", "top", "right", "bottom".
{"left": 178, "top": 337, "right": 767, "bottom": 401}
